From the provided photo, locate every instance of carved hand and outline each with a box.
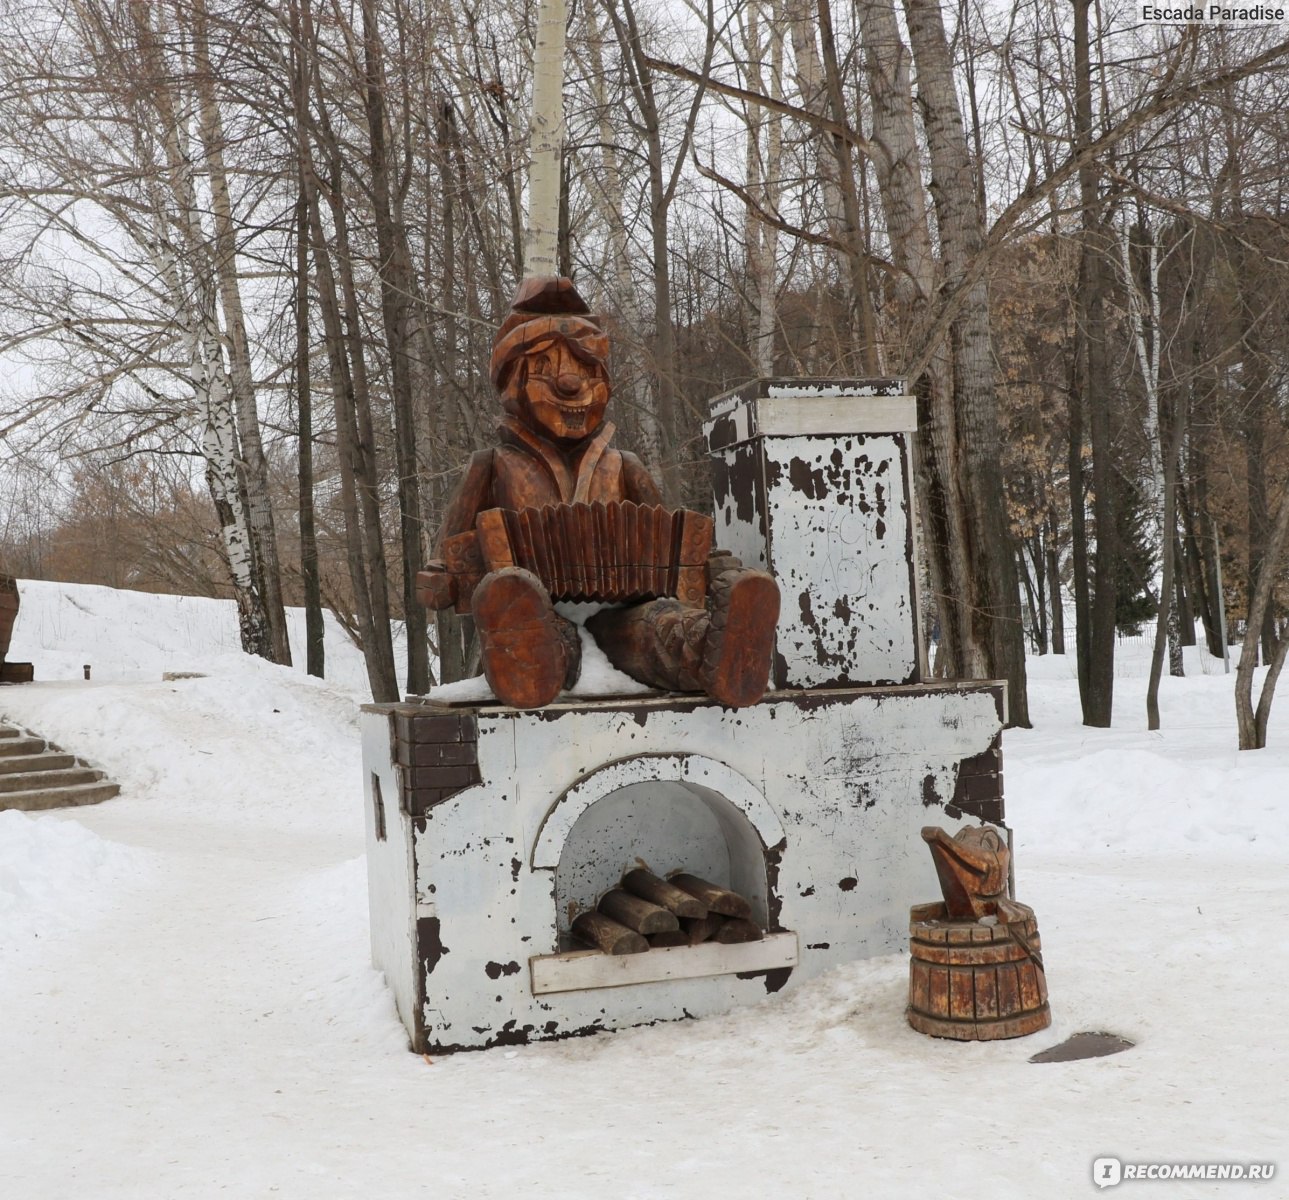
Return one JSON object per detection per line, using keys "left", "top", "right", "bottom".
{"left": 415, "top": 563, "right": 456, "bottom": 610}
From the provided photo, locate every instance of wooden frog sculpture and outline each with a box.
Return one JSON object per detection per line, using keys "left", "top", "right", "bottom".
{"left": 416, "top": 277, "right": 780, "bottom": 710}
{"left": 921, "top": 824, "right": 1024, "bottom": 922}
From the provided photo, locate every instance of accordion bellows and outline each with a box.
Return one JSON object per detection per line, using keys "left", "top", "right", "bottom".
{"left": 444, "top": 501, "right": 712, "bottom": 608}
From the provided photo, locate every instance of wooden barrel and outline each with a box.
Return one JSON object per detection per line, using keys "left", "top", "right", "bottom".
{"left": 907, "top": 900, "right": 1050, "bottom": 1040}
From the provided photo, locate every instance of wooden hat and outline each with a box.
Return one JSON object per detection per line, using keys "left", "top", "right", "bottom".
{"left": 489, "top": 277, "right": 610, "bottom": 390}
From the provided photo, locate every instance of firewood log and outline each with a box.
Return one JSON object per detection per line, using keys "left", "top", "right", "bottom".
{"left": 680, "top": 914, "right": 724, "bottom": 945}
{"left": 713, "top": 918, "right": 764, "bottom": 944}
{"left": 621, "top": 868, "right": 707, "bottom": 919}
{"left": 646, "top": 930, "right": 691, "bottom": 948}
{"left": 598, "top": 889, "right": 680, "bottom": 935}
{"left": 572, "top": 912, "right": 649, "bottom": 955}
{"left": 667, "top": 873, "right": 752, "bottom": 920}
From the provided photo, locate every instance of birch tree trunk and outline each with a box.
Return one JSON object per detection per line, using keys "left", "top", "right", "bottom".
{"left": 194, "top": 317, "right": 274, "bottom": 659}
{"left": 191, "top": 0, "right": 292, "bottom": 666}
{"left": 525, "top": 0, "right": 567, "bottom": 275}
{"left": 901, "top": 0, "right": 1030, "bottom": 725}
{"left": 856, "top": 0, "right": 969, "bottom": 686}
{"left": 127, "top": 0, "right": 275, "bottom": 661}
{"left": 1119, "top": 215, "right": 1182, "bottom": 694}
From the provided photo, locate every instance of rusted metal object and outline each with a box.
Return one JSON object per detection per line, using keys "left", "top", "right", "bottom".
{"left": 908, "top": 823, "right": 1050, "bottom": 1040}
{"left": 416, "top": 276, "right": 779, "bottom": 710}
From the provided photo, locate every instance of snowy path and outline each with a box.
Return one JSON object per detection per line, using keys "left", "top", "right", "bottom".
{"left": 5, "top": 825, "right": 1286, "bottom": 1198}
{"left": 2, "top": 586, "right": 1288, "bottom": 1197}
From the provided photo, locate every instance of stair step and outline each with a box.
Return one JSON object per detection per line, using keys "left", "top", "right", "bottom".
{"left": 0, "top": 725, "right": 19, "bottom": 737}
{"left": 0, "top": 736, "right": 45, "bottom": 757}
{"left": 0, "top": 781, "right": 121, "bottom": 812}
{"left": 0, "top": 752, "right": 76, "bottom": 775}
{"left": 0, "top": 767, "right": 103, "bottom": 793}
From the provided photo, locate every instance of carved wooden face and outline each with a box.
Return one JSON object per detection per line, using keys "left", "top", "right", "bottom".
{"left": 509, "top": 335, "right": 609, "bottom": 443}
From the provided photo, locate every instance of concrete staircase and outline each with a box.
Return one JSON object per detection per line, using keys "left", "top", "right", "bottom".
{"left": 0, "top": 721, "right": 120, "bottom": 811}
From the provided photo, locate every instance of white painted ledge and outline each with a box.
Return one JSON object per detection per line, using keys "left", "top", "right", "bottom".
{"left": 756, "top": 394, "right": 916, "bottom": 434}
{"left": 529, "top": 932, "right": 799, "bottom": 995}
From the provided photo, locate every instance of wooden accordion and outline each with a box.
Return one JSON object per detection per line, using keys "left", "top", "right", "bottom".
{"left": 443, "top": 501, "right": 713, "bottom": 610}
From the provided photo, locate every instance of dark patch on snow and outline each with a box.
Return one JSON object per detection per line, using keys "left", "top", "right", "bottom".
{"left": 1029, "top": 1032, "right": 1134, "bottom": 1063}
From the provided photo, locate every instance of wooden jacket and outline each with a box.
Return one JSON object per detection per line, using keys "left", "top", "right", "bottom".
{"left": 435, "top": 418, "right": 661, "bottom": 551}
{"left": 416, "top": 418, "right": 664, "bottom": 611}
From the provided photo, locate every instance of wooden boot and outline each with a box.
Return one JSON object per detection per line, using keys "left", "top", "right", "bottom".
{"left": 700, "top": 567, "right": 780, "bottom": 707}
{"left": 471, "top": 568, "right": 580, "bottom": 708}
{"left": 586, "top": 566, "right": 779, "bottom": 708}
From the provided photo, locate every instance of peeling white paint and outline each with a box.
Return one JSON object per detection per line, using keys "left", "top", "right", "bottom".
{"left": 705, "top": 388, "right": 921, "bottom": 690}
{"left": 362, "top": 684, "right": 1004, "bottom": 1053}
{"left": 363, "top": 376, "right": 1005, "bottom": 1054}
{"left": 531, "top": 932, "right": 800, "bottom": 995}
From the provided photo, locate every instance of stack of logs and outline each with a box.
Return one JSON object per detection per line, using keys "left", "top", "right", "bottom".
{"left": 572, "top": 869, "right": 764, "bottom": 955}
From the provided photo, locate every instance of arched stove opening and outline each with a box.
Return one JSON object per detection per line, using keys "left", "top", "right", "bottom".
{"left": 554, "top": 778, "right": 770, "bottom": 941}
{"left": 527, "top": 753, "right": 797, "bottom": 993}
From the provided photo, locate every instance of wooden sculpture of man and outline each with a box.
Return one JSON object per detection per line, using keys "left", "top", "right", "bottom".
{"left": 416, "top": 276, "right": 780, "bottom": 710}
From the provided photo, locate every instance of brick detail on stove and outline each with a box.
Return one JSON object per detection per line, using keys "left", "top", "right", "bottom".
{"left": 948, "top": 733, "right": 1003, "bottom": 826}
{"left": 393, "top": 711, "right": 481, "bottom": 817}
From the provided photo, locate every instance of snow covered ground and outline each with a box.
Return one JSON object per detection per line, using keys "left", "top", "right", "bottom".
{"left": 1, "top": 580, "right": 1286, "bottom": 1198}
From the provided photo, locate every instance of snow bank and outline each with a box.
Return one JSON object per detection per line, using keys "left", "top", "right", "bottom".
{"left": 0, "top": 665, "right": 365, "bottom": 853}
{"left": 6, "top": 577, "right": 375, "bottom": 695}
{"left": 0, "top": 810, "right": 149, "bottom": 945}
{"left": 1009, "top": 743, "right": 1288, "bottom": 857}
{"left": 1010, "top": 637, "right": 1289, "bottom": 859}
{"left": 2, "top": 581, "right": 1287, "bottom": 1199}
{"left": 1, "top": 585, "right": 371, "bottom": 874}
